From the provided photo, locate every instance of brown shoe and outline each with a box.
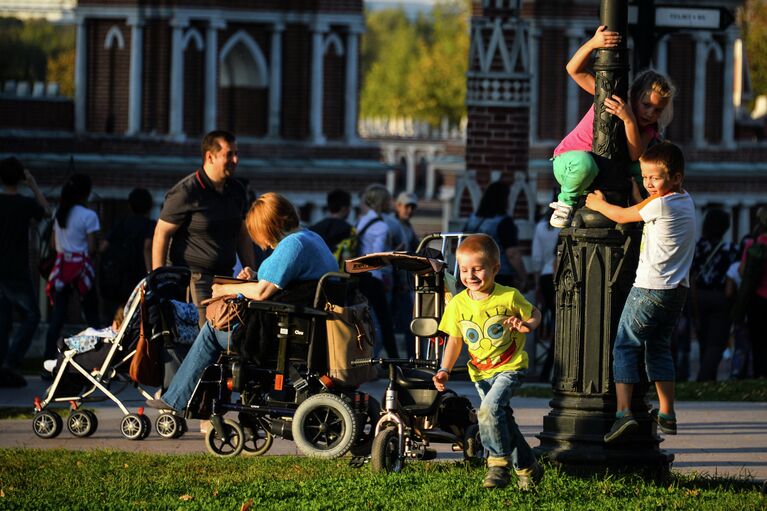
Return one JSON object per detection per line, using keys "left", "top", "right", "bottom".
{"left": 515, "top": 461, "right": 544, "bottom": 490}
{"left": 482, "top": 466, "right": 510, "bottom": 489}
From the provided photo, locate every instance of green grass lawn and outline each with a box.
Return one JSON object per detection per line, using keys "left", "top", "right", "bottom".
{"left": 0, "top": 450, "right": 762, "bottom": 510}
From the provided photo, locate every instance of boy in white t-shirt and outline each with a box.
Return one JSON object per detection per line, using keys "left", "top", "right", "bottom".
{"left": 586, "top": 142, "right": 696, "bottom": 443}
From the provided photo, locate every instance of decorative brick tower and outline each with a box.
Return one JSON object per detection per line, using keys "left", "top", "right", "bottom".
{"left": 465, "top": 0, "right": 531, "bottom": 188}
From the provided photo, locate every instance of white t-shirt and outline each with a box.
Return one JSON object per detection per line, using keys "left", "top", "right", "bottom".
{"left": 54, "top": 204, "right": 100, "bottom": 254}
{"left": 635, "top": 191, "right": 696, "bottom": 289}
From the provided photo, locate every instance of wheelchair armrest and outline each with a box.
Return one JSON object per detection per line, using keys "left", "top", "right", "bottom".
{"left": 247, "top": 300, "right": 327, "bottom": 318}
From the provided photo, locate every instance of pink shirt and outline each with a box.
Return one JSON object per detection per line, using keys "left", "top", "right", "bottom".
{"left": 554, "top": 106, "right": 596, "bottom": 157}
{"left": 553, "top": 105, "right": 658, "bottom": 158}
{"left": 742, "top": 234, "right": 767, "bottom": 299}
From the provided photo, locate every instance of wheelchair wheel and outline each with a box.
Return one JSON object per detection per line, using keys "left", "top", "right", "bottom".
{"left": 370, "top": 426, "right": 403, "bottom": 473}
{"left": 156, "top": 413, "right": 186, "bottom": 439}
{"left": 120, "top": 413, "right": 148, "bottom": 440}
{"left": 462, "top": 424, "right": 485, "bottom": 463}
{"left": 67, "top": 410, "right": 98, "bottom": 437}
{"left": 242, "top": 419, "right": 274, "bottom": 456}
{"left": 32, "top": 410, "right": 63, "bottom": 439}
{"left": 205, "top": 418, "right": 244, "bottom": 457}
{"left": 350, "top": 396, "right": 381, "bottom": 456}
{"left": 292, "top": 393, "right": 358, "bottom": 459}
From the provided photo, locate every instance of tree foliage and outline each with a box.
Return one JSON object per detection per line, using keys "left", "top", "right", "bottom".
{"left": 360, "top": 0, "right": 470, "bottom": 126}
{"left": 741, "top": 0, "right": 767, "bottom": 99}
{"left": 0, "top": 17, "right": 75, "bottom": 96}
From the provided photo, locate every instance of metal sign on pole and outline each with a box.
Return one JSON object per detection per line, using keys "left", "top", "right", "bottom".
{"left": 629, "top": 4, "right": 734, "bottom": 31}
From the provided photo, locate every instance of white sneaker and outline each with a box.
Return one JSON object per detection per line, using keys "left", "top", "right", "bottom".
{"left": 549, "top": 201, "right": 574, "bottom": 228}
{"left": 43, "top": 359, "right": 57, "bottom": 373}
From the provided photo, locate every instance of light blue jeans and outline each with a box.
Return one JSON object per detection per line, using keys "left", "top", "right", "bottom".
{"left": 162, "top": 321, "right": 232, "bottom": 411}
{"left": 613, "top": 286, "right": 687, "bottom": 383}
{"left": 474, "top": 370, "right": 535, "bottom": 469}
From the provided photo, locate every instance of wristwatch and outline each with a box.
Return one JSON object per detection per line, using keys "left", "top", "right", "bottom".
{"left": 438, "top": 367, "right": 451, "bottom": 376}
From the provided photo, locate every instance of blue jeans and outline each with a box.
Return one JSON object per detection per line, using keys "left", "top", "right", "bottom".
{"left": 613, "top": 286, "right": 687, "bottom": 383}
{"left": 162, "top": 322, "right": 231, "bottom": 411}
{"left": 0, "top": 276, "right": 41, "bottom": 368}
{"left": 474, "top": 371, "right": 534, "bottom": 469}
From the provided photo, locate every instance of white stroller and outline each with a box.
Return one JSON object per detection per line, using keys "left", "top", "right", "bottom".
{"left": 31, "top": 267, "right": 198, "bottom": 440}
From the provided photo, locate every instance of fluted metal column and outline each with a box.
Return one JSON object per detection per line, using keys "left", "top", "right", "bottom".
{"left": 536, "top": 0, "right": 672, "bottom": 478}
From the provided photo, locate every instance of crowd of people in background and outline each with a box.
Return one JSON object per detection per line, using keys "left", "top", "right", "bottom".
{"left": 1, "top": 129, "right": 766, "bottom": 388}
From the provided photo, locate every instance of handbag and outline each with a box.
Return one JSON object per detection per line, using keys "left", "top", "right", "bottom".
{"left": 325, "top": 297, "right": 376, "bottom": 386}
{"left": 129, "top": 288, "right": 163, "bottom": 386}
{"left": 202, "top": 294, "right": 246, "bottom": 332}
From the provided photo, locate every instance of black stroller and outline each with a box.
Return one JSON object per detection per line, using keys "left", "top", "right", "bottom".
{"left": 345, "top": 240, "right": 484, "bottom": 472}
{"left": 186, "top": 272, "right": 380, "bottom": 459}
{"left": 31, "top": 267, "right": 195, "bottom": 440}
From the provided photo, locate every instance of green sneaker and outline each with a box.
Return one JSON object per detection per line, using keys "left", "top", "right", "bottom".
{"left": 650, "top": 409, "right": 677, "bottom": 435}
{"left": 603, "top": 413, "right": 638, "bottom": 443}
{"left": 515, "top": 461, "right": 544, "bottom": 490}
{"left": 482, "top": 466, "right": 510, "bottom": 489}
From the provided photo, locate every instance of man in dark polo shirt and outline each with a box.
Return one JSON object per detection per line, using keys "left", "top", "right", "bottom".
{"left": 152, "top": 130, "right": 255, "bottom": 326}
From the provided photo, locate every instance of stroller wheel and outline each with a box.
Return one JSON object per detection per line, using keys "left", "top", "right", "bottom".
{"left": 120, "top": 413, "right": 148, "bottom": 440}
{"left": 350, "top": 396, "right": 381, "bottom": 457}
{"left": 371, "top": 426, "right": 404, "bottom": 473}
{"left": 140, "top": 415, "right": 152, "bottom": 439}
{"left": 292, "top": 393, "right": 358, "bottom": 459}
{"left": 156, "top": 413, "right": 185, "bottom": 439}
{"left": 205, "top": 418, "right": 244, "bottom": 457}
{"left": 242, "top": 419, "right": 274, "bottom": 456}
{"left": 32, "top": 410, "right": 63, "bottom": 439}
{"left": 67, "top": 410, "right": 98, "bottom": 437}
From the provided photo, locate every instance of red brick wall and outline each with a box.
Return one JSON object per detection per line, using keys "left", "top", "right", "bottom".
{"left": 78, "top": 0, "right": 363, "bottom": 13}
{"left": 142, "top": 19, "right": 171, "bottom": 134}
{"left": 466, "top": 106, "right": 531, "bottom": 186}
{"left": 0, "top": 98, "right": 73, "bottom": 130}
{"left": 537, "top": 27, "right": 567, "bottom": 140}
{"left": 218, "top": 87, "right": 268, "bottom": 136}
{"left": 281, "top": 24, "right": 311, "bottom": 140}
{"left": 87, "top": 19, "right": 131, "bottom": 133}
{"left": 665, "top": 34, "right": 694, "bottom": 144}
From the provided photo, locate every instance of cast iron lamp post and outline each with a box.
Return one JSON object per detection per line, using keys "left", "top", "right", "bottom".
{"left": 535, "top": 0, "right": 673, "bottom": 477}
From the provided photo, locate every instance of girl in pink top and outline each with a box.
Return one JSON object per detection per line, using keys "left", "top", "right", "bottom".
{"left": 549, "top": 26, "right": 676, "bottom": 228}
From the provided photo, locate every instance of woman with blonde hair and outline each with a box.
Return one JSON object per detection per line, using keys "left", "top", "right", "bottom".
{"left": 148, "top": 192, "right": 338, "bottom": 412}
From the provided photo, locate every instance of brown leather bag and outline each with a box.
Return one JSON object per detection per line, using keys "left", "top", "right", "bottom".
{"left": 202, "top": 294, "right": 246, "bottom": 331}
{"left": 129, "top": 289, "right": 163, "bottom": 386}
{"left": 325, "top": 298, "right": 376, "bottom": 386}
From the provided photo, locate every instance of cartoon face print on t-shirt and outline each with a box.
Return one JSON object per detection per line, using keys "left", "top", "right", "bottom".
{"left": 458, "top": 306, "right": 521, "bottom": 372}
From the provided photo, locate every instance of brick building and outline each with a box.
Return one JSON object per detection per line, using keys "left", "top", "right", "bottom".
{"left": 442, "top": 0, "right": 767, "bottom": 245}
{"left": 0, "top": 0, "right": 387, "bottom": 231}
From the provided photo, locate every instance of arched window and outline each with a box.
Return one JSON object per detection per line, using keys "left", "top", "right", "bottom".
{"left": 103, "top": 25, "right": 125, "bottom": 133}
{"left": 218, "top": 30, "right": 269, "bottom": 135}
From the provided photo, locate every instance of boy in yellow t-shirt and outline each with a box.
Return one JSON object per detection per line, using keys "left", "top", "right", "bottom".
{"left": 433, "top": 234, "right": 543, "bottom": 490}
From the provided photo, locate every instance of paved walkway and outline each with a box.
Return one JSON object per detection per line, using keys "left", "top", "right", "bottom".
{"left": 2, "top": 377, "right": 765, "bottom": 481}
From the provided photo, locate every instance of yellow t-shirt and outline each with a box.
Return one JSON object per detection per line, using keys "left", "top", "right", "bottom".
{"left": 438, "top": 284, "right": 533, "bottom": 382}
